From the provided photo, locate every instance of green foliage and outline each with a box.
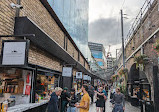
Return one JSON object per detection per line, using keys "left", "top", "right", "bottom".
{"left": 153, "top": 40, "right": 159, "bottom": 52}
{"left": 134, "top": 55, "right": 148, "bottom": 64}
{"left": 134, "top": 55, "right": 148, "bottom": 70}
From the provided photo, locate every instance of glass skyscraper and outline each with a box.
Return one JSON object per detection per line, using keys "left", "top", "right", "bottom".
{"left": 47, "top": 0, "right": 89, "bottom": 58}
{"left": 88, "top": 42, "right": 107, "bottom": 68}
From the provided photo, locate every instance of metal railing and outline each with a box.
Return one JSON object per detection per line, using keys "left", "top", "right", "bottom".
{"left": 124, "top": 0, "right": 155, "bottom": 46}
{"left": 116, "top": 0, "right": 156, "bottom": 68}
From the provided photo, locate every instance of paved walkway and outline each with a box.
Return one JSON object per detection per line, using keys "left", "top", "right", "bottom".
{"left": 89, "top": 101, "right": 140, "bottom": 112}
{"left": 89, "top": 92, "right": 140, "bottom": 112}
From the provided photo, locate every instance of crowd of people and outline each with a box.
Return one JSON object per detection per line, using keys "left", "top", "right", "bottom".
{"left": 47, "top": 84, "right": 125, "bottom": 112}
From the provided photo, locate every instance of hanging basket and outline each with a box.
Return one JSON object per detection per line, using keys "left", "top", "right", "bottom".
{"left": 153, "top": 40, "right": 159, "bottom": 53}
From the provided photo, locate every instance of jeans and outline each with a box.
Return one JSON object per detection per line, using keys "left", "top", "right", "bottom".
{"left": 113, "top": 104, "right": 124, "bottom": 112}
{"left": 67, "top": 106, "right": 76, "bottom": 112}
{"left": 61, "top": 101, "right": 68, "bottom": 112}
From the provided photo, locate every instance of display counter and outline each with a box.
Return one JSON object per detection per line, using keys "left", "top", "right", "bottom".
{"left": 7, "top": 100, "right": 48, "bottom": 112}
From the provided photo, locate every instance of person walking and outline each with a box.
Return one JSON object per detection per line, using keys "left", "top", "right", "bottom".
{"left": 61, "top": 87, "right": 69, "bottom": 112}
{"left": 95, "top": 87, "right": 105, "bottom": 112}
{"left": 67, "top": 88, "right": 78, "bottom": 112}
{"left": 112, "top": 87, "right": 125, "bottom": 112}
{"left": 48, "top": 87, "right": 63, "bottom": 112}
{"left": 88, "top": 84, "right": 95, "bottom": 104}
{"left": 101, "top": 86, "right": 107, "bottom": 112}
{"left": 75, "top": 84, "right": 90, "bottom": 112}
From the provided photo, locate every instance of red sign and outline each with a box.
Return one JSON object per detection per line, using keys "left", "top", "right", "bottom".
{"left": 25, "top": 85, "right": 31, "bottom": 95}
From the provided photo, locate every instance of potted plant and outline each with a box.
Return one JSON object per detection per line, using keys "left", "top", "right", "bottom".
{"left": 134, "top": 55, "right": 148, "bottom": 70}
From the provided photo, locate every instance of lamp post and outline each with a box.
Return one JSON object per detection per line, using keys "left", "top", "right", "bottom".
{"left": 121, "top": 9, "right": 125, "bottom": 68}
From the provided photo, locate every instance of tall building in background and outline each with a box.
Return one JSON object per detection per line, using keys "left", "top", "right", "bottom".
{"left": 47, "top": 0, "right": 89, "bottom": 58}
{"left": 88, "top": 42, "right": 107, "bottom": 69}
{"left": 106, "top": 57, "right": 115, "bottom": 75}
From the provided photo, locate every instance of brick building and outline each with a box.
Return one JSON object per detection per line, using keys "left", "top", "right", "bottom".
{"left": 0, "top": 0, "right": 96, "bottom": 111}
{"left": 116, "top": 0, "right": 159, "bottom": 109}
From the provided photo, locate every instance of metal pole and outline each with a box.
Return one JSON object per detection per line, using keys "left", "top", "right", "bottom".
{"left": 16, "top": 0, "right": 21, "bottom": 17}
{"left": 153, "top": 66, "right": 159, "bottom": 112}
{"left": 121, "top": 10, "right": 125, "bottom": 68}
{"left": 116, "top": 49, "right": 119, "bottom": 65}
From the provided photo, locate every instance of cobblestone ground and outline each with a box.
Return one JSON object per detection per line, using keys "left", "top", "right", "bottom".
{"left": 89, "top": 92, "right": 140, "bottom": 112}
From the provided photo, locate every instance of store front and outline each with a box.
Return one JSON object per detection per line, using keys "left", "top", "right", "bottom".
{"left": 0, "top": 68, "right": 32, "bottom": 106}
{"left": 127, "top": 63, "right": 153, "bottom": 112}
{"left": 0, "top": 65, "right": 62, "bottom": 112}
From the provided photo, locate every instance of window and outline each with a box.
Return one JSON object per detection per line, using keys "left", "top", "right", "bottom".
{"left": 97, "top": 61, "right": 104, "bottom": 66}
{"left": 92, "top": 51, "right": 103, "bottom": 59}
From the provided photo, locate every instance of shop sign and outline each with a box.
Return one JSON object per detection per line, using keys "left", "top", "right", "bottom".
{"left": 88, "top": 76, "right": 91, "bottom": 81}
{"left": 62, "top": 67, "right": 72, "bottom": 77}
{"left": 76, "top": 72, "right": 82, "bottom": 79}
{"left": 1, "top": 40, "right": 29, "bottom": 66}
{"left": 83, "top": 75, "right": 88, "bottom": 80}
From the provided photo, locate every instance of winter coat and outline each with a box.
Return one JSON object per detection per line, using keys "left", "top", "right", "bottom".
{"left": 48, "top": 92, "right": 59, "bottom": 112}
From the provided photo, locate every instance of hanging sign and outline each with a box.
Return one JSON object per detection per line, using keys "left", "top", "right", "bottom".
{"left": 88, "top": 76, "right": 91, "bottom": 81}
{"left": 62, "top": 67, "right": 72, "bottom": 77}
{"left": 83, "top": 75, "right": 88, "bottom": 80}
{"left": 76, "top": 72, "right": 82, "bottom": 79}
{"left": 1, "top": 40, "right": 29, "bottom": 66}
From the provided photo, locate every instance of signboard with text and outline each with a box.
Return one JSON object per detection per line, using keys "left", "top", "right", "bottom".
{"left": 83, "top": 75, "right": 88, "bottom": 80}
{"left": 1, "top": 40, "right": 29, "bottom": 66}
{"left": 62, "top": 67, "right": 72, "bottom": 77}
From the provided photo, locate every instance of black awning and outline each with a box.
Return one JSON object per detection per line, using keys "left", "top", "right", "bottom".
{"left": 14, "top": 17, "right": 92, "bottom": 76}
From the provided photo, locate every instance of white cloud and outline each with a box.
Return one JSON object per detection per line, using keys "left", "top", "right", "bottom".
{"left": 89, "top": 0, "right": 146, "bottom": 57}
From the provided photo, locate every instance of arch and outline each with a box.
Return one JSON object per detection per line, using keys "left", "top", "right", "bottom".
{"left": 128, "top": 63, "right": 139, "bottom": 83}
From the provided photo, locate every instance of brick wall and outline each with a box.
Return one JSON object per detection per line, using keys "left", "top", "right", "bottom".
{"left": 20, "top": 0, "right": 65, "bottom": 48}
{"left": 0, "top": 0, "right": 90, "bottom": 72}
{"left": 29, "top": 44, "right": 62, "bottom": 72}
{"left": 123, "top": 0, "right": 159, "bottom": 101}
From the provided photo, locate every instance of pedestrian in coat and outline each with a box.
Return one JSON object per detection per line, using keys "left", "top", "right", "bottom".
{"left": 48, "top": 87, "right": 63, "bottom": 112}
{"left": 61, "top": 87, "right": 69, "bottom": 112}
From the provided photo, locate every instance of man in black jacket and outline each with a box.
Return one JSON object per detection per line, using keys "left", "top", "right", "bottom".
{"left": 61, "top": 87, "right": 69, "bottom": 112}
{"left": 67, "top": 88, "right": 78, "bottom": 112}
{"left": 48, "top": 87, "right": 63, "bottom": 112}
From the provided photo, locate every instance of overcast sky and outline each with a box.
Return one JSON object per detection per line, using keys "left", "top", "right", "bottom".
{"left": 88, "top": 0, "right": 145, "bottom": 57}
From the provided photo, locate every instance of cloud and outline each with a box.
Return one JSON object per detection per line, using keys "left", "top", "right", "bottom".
{"left": 88, "top": 17, "right": 130, "bottom": 46}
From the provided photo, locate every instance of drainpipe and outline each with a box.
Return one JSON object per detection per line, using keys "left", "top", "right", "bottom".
{"left": 15, "top": 0, "right": 21, "bottom": 17}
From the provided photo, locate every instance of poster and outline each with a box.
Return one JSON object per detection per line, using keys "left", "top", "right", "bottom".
{"left": 25, "top": 85, "right": 31, "bottom": 95}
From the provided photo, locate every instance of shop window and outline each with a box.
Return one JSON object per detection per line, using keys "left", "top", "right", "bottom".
{"left": 0, "top": 68, "right": 32, "bottom": 107}
{"left": 35, "top": 73, "right": 58, "bottom": 103}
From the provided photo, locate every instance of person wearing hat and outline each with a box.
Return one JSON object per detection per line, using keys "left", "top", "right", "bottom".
{"left": 67, "top": 88, "right": 78, "bottom": 112}
{"left": 61, "top": 87, "right": 69, "bottom": 112}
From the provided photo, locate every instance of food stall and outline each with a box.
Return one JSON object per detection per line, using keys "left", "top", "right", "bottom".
{"left": 0, "top": 68, "right": 32, "bottom": 111}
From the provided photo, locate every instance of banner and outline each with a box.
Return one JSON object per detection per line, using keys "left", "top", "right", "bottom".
{"left": 62, "top": 67, "right": 72, "bottom": 77}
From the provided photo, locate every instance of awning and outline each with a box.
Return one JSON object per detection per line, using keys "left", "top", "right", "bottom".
{"left": 14, "top": 17, "right": 92, "bottom": 77}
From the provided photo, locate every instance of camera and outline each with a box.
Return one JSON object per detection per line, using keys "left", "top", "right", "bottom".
{"left": 10, "top": 3, "right": 23, "bottom": 9}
